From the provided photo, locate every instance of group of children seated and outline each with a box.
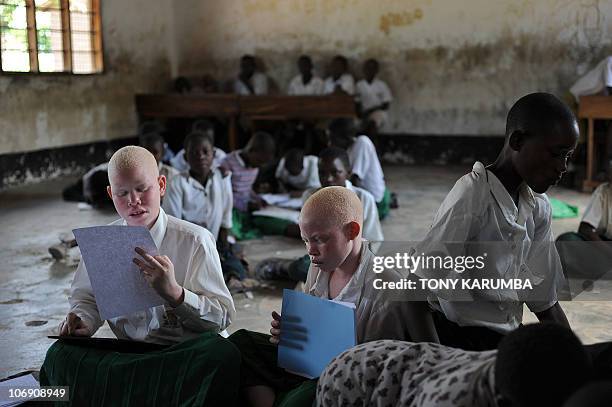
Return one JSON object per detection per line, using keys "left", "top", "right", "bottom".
{"left": 174, "top": 54, "right": 393, "bottom": 135}
{"left": 40, "top": 92, "right": 612, "bottom": 406}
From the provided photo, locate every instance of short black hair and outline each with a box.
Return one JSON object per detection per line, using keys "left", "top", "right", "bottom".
{"left": 284, "top": 148, "right": 304, "bottom": 167}
{"left": 173, "top": 76, "right": 192, "bottom": 92}
{"left": 364, "top": 58, "right": 379, "bottom": 69}
{"left": 245, "top": 131, "right": 275, "bottom": 154}
{"left": 298, "top": 55, "right": 312, "bottom": 65}
{"left": 241, "top": 54, "right": 256, "bottom": 64}
{"left": 138, "top": 120, "right": 164, "bottom": 136}
{"left": 332, "top": 55, "right": 348, "bottom": 69}
{"left": 496, "top": 323, "right": 592, "bottom": 407}
{"left": 319, "top": 147, "right": 351, "bottom": 171}
{"left": 505, "top": 92, "right": 577, "bottom": 139}
{"left": 140, "top": 132, "right": 164, "bottom": 148}
{"left": 184, "top": 131, "right": 214, "bottom": 152}
{"left": 191, "top": 119, "right": 215, "bottom": 141}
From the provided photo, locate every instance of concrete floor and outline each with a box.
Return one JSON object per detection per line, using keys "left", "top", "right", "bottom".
{"left": 1, "top": 164, "right": 611, "bottom": 379}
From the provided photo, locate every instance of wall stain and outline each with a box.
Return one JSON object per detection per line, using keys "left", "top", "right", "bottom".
{"left": 379, "top": 8, "right": 423, "bottom": 35}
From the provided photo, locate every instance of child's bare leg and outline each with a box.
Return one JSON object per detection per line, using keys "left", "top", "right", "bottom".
{"left": 245, "top": 385, "right": 275, "bottom": 407}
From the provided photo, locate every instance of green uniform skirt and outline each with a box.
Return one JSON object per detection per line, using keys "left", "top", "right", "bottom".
{"left": 40, "top": 332, "right": 241, "bottom": 407}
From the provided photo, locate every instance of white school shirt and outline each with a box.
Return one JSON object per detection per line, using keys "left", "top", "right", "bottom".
{"left": 323, "top": 73, "right": 355, "bottom": 95}
{"left": 302, "top": 180, "right": 384, "bottom": 242}
{"left": 170, "top": 148, "right": 227, "bottom": 173}
{"left": 355, "top": 78, "right": 393, "bottom": 111}
{"left": 162, "top": 168, "right": 233, "bottom": 240}
{"left": 347, "top": 135, "right": 386, "bottom": 202}
{"left": 233, "top": 72, "right": 269, "bottom": 95}
{"left": 419, "top": 162, "right": 564, "bottom": 333}
{"left": 275, "top": 155, "right": 320, "bottom": 190}
{"left": 303, "top": 242, "right": 414, "bottom": 342}
{"left": 69, "top": 207, "right": 235, "bottom": 344}
{"left": 581, "top": 182, "right": 612, "bottom": 240}
{"left": 287, "top": 75, "right": 324, "bottom": 95}
{"left": 570, "top": 56, "right": 612, "bottom": 102}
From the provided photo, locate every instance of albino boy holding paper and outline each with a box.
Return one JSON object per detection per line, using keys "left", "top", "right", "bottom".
{"left": 229, "top": 186, "right": 431, "bottom": 407}
{"left": 41, "top": 146, "right": 239, "bottom": 406}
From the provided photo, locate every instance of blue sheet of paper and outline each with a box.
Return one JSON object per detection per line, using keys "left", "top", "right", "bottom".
{"left": 72, "top": 226, "right": 165, "bottom": 320}
{"left": 277, "top": 289, "right": 357, "bottom": 378}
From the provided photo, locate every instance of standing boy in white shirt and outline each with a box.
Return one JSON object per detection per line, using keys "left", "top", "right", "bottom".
{"left": 41, "top": 146, "right": 239, "bottom": 406}
{"left": 323, "top": 55, "right": 355, "bottom": 95}
{"left": 356, "top": 58, "right": 393, "bottom": 135}
{"left": 287, "top": 55, "right": 324, "bottom": 95}
{"left": 408, "top": 92, "right": 579, "bottom": 351}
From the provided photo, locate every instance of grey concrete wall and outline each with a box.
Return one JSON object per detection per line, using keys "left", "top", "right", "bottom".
{"left": 0, "top": 0, "right": 178, "bottom": 156}
{"left": 175, "top": 0, "right": 612, "bottom": 135}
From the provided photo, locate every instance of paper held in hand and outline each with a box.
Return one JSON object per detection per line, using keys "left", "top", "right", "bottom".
{"left": 277, "top": 289, "right": 357, "bottom": 379}
{"left": 72, "top": 226, "right": 165, "bottom": 320}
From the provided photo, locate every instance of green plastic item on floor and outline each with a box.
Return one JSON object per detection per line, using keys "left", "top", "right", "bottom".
{"left": 549, "top": 197, "right": 579, "bottom": 219}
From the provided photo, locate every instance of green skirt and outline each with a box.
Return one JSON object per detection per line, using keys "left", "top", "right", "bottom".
{"left": 40, "top": 332, "right": 241, "bottom": 407}
{"left": 376, "top": 188, "right": 391, "bottom": 220}
{"left": 231, "top": 209, "right": 295, "bottom": 240}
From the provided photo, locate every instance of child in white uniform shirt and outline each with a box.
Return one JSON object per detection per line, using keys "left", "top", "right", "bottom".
{"left": 287, "top": 55, "right": 324, "bottom": 95}
{"left": 163, "top": 131, "right": 248, "bottom": 291}
{"left": 407, "top": 92, "right": 579, "bottom": 351}
{"left": 41, "top": 146, "right": 239, "bottom": 406}
{"left": 329, "top": 118, "right": 390, "bottom": 218}
{"left": 230, "top": 187, "right": 424, "bottom": 407}
{"left": 323, "top": 55, "right": 355, "bottom": 95}
{"left": 356, "top": 58, "right": 392, "bottom": 134}
{"left": 274, "top": 148, "right": 320, "bottom": 194}
{"left": 233, "top": 54, "right": 269, "bottom": 95}
{"left": 170, "top": 120, "right": 227, "bottom": 172}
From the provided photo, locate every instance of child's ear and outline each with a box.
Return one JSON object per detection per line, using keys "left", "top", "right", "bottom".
{"left": 508, "top": 130, "right": 527, "bottom": 152}
{"left": 346, "top": 221, "right": 361, "bottom": 240}
{"left": 158, "top": 175, "right": 167, "bottom": 197}
{"left": 106, "top": 186, "right": 113, "bottom": 200}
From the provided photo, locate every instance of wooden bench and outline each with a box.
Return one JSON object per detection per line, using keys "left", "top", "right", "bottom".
{"left": 578, "top": 95, "right": 612, "bottom": 191}
{"left": 135, "top": 94, "right": 356, "bottom": 150}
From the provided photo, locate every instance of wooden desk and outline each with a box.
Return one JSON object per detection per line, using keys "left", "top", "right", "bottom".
{"left": 239, "top": 94, "right": 356, "bottom": 120}
{"left": 578, "top": 95, "right": 612, "bottom": 191}
{"left": 135, "top": 94, "right": 240, "bottom": 149}
{"left": 135, "top": 94, "right": 356, "bottom": 150}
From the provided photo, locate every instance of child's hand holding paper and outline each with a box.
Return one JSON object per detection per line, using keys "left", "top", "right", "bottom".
{"left": 133, "top": 247, "right": 185, "bottom": 308}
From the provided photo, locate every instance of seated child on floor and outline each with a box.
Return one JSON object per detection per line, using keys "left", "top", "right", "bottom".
{"left": 229, "top": 186, "right": 426, "bottom": 407}
{"left": 274, "top": 148, "right": 320, "bottom": 196}
{"left": 329, "top": 118, "right": 390, "bottom": 218}
{"left": 41, "top": 146, "right": 238, "bottom": 405}
{"left": 579, "top": 168, "right": 612, "bottom": 242}
{"left": 170, "top": 119, "right": 227, "bottom": 172}
{"left": 317, "top": 323, "right": 593, "bottom": 407}
{"left": 406, "top": 92, "right": 579, "bottom": 351}
{"left": 163, "top": 131, "right": 247, "bottom": 291}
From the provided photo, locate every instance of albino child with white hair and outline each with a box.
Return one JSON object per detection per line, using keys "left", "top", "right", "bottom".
{"left": 40, "top": 146, "right": 240, "bottom": 406}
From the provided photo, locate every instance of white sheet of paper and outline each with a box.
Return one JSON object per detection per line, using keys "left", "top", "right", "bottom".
{"left": 252, "top": 206, "right": 300, "bottom": 223}
{"left": 260, "top": 193, "right": 291, "bottom": 205}
{"left": 73, "top": 226, "right": 165, "bottom": 320}
{"left": 0, "top": 374, "right": 38, "bottom": 406}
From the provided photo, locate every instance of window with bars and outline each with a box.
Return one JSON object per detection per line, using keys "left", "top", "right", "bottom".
{"left": 0, "top": 0, "right": 102, "bottom": 74}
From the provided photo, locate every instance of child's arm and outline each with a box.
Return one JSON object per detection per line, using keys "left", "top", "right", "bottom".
{"left": 64, "top": 260, "right": 104, "bottom": 336}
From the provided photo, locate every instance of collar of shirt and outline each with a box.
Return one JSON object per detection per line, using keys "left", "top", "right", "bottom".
{"left": 308, "top": 241, "right": 372, "bottom": 303}
{"left": 120, "top": 207, "right": 167, "bottom": 249}
{"left": 344, "top": 179, "right": 354, "bottom": 190}
{"left": 472, "top": 162, "right": 536, "bottom": 226}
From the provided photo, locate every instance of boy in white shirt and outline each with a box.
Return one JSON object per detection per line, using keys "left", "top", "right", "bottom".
{"left": 233, "top": 54, "right": 269, "bottom": 95}
{"left": 170, "top": 120, "right": 227, "bottom": 173}
{"left": 41, "top": 146, "right": 239, "bottom": 406}
{"left": 329, "top": 118, "right": 390, "bottom": 219}
{"left": 274, "top": 148, "right": 320, "bottom": 194}
{"left": 570, "top": 56, "right": 612, "bottom": 101}
{"left": 230, "top": 187, "right": 426, "bottom": 407}
{"left": 356, "top": 58, "right": 393, "bottom": 134}
{"left": 323, "top": 55, "right": 355, "bottom": 95}
{"left": 408, "top": 92, "right": 579, "bottom": 351}
{"left": 163, "top": 131, "right": 248, "bottom": 292}
{"left": 287, "top": 55, "right": 324, "bottom": 95}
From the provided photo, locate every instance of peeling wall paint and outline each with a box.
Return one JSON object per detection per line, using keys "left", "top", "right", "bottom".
{"left": 175, "top": 0, "right": 612, "bottom": 136}
{"left": 0, "top": 0, "right": 177, "bottom": 156}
